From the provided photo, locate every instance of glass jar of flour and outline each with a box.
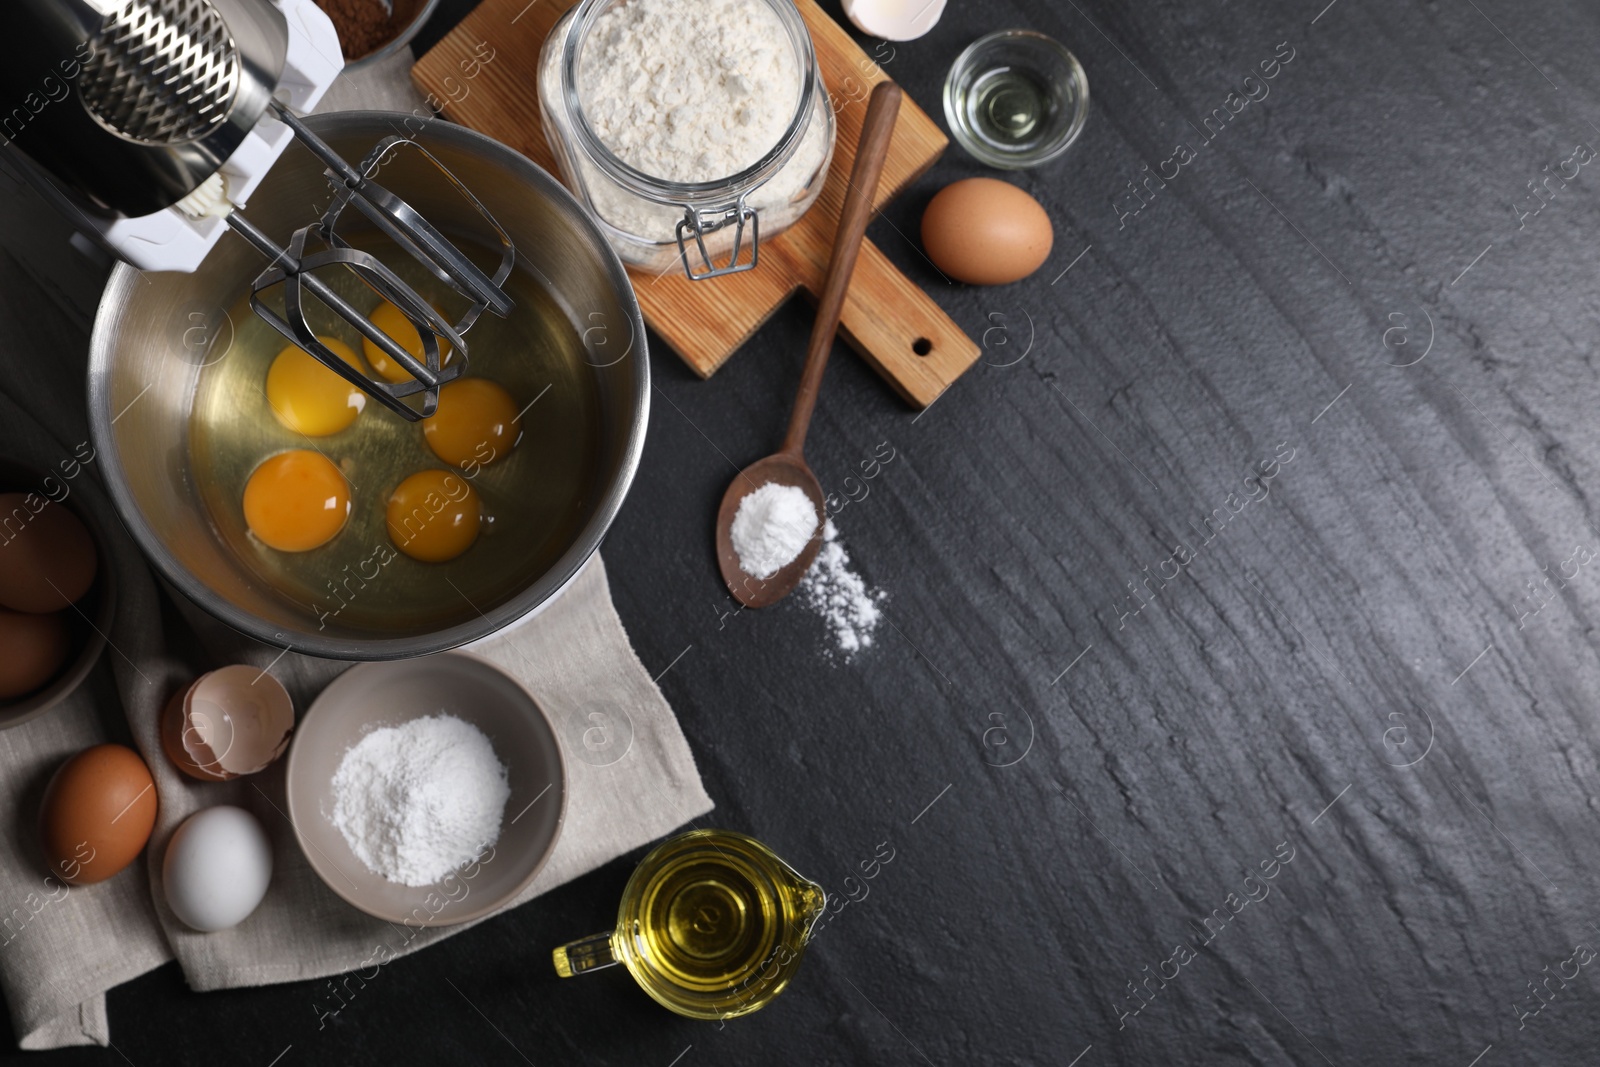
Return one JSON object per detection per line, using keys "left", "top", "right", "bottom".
{"left": 540, "top": 0, "right": 836, "bottom": 278}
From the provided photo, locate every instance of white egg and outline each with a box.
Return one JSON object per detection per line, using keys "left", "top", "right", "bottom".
{"left": 163, "top": 806, "right": 274, "bottom": 932}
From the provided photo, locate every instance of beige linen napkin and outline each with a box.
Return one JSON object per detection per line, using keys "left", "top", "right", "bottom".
{"left": 0, "top": 50, "right": 712, "bottom": 1049}
{"left": 152, "top": 558, "right": 714, "bottom": 993}
{"left": 0, "top": 341, "right": 175, "bottom": 1051}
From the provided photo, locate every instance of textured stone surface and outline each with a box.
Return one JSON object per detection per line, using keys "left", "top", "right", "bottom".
{"left": 6, "top": 0, "right": 1600, "bottom": 1062}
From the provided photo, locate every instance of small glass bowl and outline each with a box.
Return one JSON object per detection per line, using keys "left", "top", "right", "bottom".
{"left": 943, "top": 30, "right": 1089, "bottom": 170}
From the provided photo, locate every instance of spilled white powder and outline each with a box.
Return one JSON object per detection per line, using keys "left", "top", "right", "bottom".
{"left": 798, "top": 520, "right": 885, "bottom": 655}
{"left": 331, "top": 713, "right": 510, "bottom": 887}
{"left": 731, "top": 482, "right": 818, "bottom": 579}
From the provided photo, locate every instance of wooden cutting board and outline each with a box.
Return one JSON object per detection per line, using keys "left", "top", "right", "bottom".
{"left": 412, "top": 0, "right": 978, "bottom": 407}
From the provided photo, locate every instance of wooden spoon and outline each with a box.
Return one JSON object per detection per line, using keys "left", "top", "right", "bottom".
{"left": 716, "top": 82, "right": 903, "bottom": 608}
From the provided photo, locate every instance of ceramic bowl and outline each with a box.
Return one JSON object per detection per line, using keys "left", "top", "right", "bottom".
{"left": 285, "top": 652, "right": 566, "bottom": 923}
{"left": 341, "top": 0, "right": 443, "bottom": 71}
{"left": 0, "top": 459, "right": 116, "bottom": 730}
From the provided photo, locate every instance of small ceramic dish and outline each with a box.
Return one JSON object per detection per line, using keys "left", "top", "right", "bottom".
{"left": 0, "top": 459, "right": 116, "bottom": 731}
{"left": 286, "top": 653, "right": 567, "bottom": 924}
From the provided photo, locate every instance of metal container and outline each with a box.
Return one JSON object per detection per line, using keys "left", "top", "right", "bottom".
{"left": 87, "top": 112, "right": 649, "bottom": 660}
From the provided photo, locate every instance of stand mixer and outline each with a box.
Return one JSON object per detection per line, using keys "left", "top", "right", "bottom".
{"left": 2, "top": 0, "right": 514, "bottom": 420}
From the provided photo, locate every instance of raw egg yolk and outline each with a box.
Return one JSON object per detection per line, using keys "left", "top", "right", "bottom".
{"left": 362, "top": 300, "right": 455, "bottom": 383}
{"left": 385, "top": 470, "right": 481, "bottom": 563}
{"left": 265, "top": 337, "right": 365, "bottom": 436}
{"left": 422, "top": 378, "right": 521, "bottom": 468}
{"left": 242, "top": 451, "right": 350, "bottom": 552}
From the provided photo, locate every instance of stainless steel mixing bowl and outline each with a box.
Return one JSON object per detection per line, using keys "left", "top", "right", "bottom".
{"left": 87, "top": 112, "right": 648, "bottom": 659}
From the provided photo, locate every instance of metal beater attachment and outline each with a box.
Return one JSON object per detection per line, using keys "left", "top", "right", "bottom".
{"left": 226, "top": 101, "right": 516, "bottom": 421}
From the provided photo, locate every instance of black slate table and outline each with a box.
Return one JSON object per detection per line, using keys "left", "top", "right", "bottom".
{"left": 8, "top": 0, "right": 1600, "bottom": 1062}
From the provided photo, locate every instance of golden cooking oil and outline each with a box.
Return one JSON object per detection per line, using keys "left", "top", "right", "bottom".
{"left": 555, "top": 830, "right": 825, "bottom": 1019}
{"left": 187, "top": 237, "right": 602, "bottom": 634}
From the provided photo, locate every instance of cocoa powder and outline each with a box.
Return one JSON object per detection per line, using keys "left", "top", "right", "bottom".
{"left": 315, "top": 0, "right": 396, "bottom": 62}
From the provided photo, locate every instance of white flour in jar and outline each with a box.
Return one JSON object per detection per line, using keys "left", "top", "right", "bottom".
{"left": 548, "top": 0, "right": 832, "bottom": 247}
{"left": 331, "top": 713, "right": 510, "bottom": 887}
{"left": 580, "top": 0, "right": 801, "bottom": 182}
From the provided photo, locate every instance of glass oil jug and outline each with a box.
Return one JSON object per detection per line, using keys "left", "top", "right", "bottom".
{"left": 553, "top": 829, "right": 826, "bottom": 1019}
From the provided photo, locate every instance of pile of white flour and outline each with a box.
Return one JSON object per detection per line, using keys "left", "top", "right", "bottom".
{"left": 545, "top": 0, "right": 833, "bottom": 250}
{"left": 331, "top": 713, "right": 510, "bottom": 886}
{"left": 579, "top": 0, "right": 801, "bottom": 183}
{"left": 731, "top": 482, "right": 818, "bottom": 579}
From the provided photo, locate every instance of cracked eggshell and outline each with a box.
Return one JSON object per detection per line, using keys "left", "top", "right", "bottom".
{"left": 162, "top": 683, "right": 227, "bottom": 782}
{"left": 162, "top": 666, "right": 294, "bottom": 781}
{"left": 842, "top": 0, "right": 946, "bottom": 41}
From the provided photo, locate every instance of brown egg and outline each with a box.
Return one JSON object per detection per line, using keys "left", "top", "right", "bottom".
{"left": 39, "top": 744, "right": 158, "bottom": 885}
{"left": 0, "top": 608, "right": 68, "bottom": 700}
{"left": 0, "top": 493, "right": 98, "bottom": 613}
{"left": 921, "top": 177, "right": 1054, "bottom": 285}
